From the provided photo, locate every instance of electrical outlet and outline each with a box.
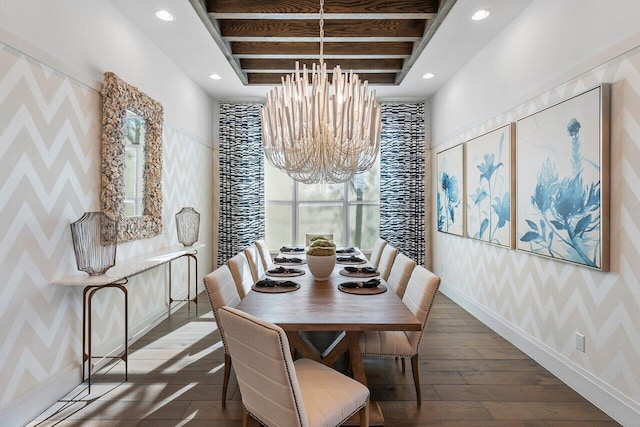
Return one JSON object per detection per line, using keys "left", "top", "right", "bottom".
{"left": 575, "top": 332, "right": 585, "bottom": 352}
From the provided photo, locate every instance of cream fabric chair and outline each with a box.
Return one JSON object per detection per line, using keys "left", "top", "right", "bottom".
{"left": 244, "top": 243, "right": 265, "bottom": 282}
{"left": 376, "top": 243, "right": 398, "bottom": 280}
{"left": 255, "top": 239, "right": 272, "bottom": 270}
{"left": 203, "top": 265, "right": 241, "bottom": 407}
{"left": 368, "top": 238, "right": 387, "bottom": 268}
{"left": 386, "top": 252, "right": 417, "bottom": 298}
{"left": 359, "top": 265, "right": 440, "bottom": 405}
{"left": 228, "top": 252, "right": 254, "bottom": 299}
{"left": 218, "top": 306, "right": 370, "bottom": 427}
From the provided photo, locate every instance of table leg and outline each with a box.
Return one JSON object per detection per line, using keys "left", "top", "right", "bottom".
{"left": 84, "top": 283, "right": 128, "bottom": 393}
{"left": 168, "top": 253, "right": 199, "bottom": 315}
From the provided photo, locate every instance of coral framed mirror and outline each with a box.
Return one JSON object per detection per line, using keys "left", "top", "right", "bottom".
{"left": 101, "top": 72, "right": 163, "bottom": 242}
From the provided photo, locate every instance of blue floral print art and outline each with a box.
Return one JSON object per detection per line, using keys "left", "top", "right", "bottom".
{"left": 516, "top": 86, "right": 606, "bottom": 269}
{"left": 466, "top": 125, "right": 512, "bottom": 247}
{"left": 437, "top": 144, "right": 464, "bottom": 236}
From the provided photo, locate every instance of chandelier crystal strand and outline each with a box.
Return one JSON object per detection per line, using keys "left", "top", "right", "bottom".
{"left": 260, "top": 0, "right": 381, "bottom": 184}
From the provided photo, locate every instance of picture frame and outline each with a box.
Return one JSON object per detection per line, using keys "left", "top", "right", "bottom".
{"left": 437, "top": 143, "right": 465, "bottom": 236}
{"left": 515, "top": 84, "right": 610, "bottom": 270}
{"left": 465, "top": 124, "right": 515, "bottom": 248}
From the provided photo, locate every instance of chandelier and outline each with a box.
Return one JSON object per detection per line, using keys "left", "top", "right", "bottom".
{"left": 259, "top": 0, "right": 381, "bottom": 184}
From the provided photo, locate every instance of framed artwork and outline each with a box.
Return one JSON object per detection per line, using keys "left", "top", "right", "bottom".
{"left": 516, "top": 84, "right": 610, "bottom": 270}
{"left": 437, "top": 143, "right": 464, "bottom": 236}
{"left": 465, "top": 124, "right": 515, "bottom": 248}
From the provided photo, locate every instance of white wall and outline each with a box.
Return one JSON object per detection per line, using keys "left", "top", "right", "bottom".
{"left": 0, "top": 0, "right": 216, "bottom": 425}
{"left": 430, "top": 0, "right": 640, "bottom": 425}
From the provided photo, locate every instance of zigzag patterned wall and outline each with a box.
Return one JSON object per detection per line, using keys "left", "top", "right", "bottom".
{"left": 0, "top": 42, "right": 214, "bottom": 420}
{"left": 433, "top": 45, "right": 640, "bottom": 411}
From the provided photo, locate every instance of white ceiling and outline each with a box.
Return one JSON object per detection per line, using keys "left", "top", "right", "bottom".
{"left": 110, "top": 0, "right": 532, "bottom": 101}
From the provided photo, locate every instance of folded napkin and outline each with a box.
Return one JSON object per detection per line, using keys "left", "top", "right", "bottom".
{"left": 336, "top": 247, "right": 356, "bottom": 254}
{"left": 280, "top": 246, "right": 305, "bottom": 253}
{"left": 274, "top": 257, "right": 303, "bottom": 264}
{"left": 344, "top": 266, "right": 378, "bottom": 274}
{"left": 340, "top": 278, "right": 381, "bottom": 289}
{"left": 268, "top": 266, "right": 300, "bottom": 274}
{"left": 337, "top": 255, "right": 365, "bottom": 263}
{"left": 255, "top": 278, "right": 298, "bottom": 287}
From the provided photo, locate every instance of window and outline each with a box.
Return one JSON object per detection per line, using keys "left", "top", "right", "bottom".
{"left": 264, "top": 157, "right": 380, "bottom": 250}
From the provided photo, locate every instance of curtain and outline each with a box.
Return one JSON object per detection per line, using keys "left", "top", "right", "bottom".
{"left": 380, "top": 102, "right": 426, "bottom": 265}
{"left": 218, "top": 102, "right": 264, "bottom": 266}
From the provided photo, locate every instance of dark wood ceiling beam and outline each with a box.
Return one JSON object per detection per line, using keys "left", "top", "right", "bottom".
{"left": 230, "top": 41, "right": 415, "bottom": 56}
{"left": 247, "top": 72, "right": 398, "bottom": 85}
{"left": 240, "top": 58, "right": 404, "bottom": 70}
{"left": 211, "top": 13, "right": 435, "bottom": 20}
{"left": 219, "top": 19, "right": 426, "bottom": 38}
{"left": 207, "top": 0, "right": 439, "bottom": 14}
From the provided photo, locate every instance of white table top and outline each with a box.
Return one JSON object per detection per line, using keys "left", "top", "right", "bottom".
{"left": 51, "top": 243, "right": 205, "bottom": 287}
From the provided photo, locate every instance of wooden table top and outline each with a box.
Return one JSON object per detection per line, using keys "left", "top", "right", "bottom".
{"left": 235, "top": 252, "right": 421, "bottom": 332}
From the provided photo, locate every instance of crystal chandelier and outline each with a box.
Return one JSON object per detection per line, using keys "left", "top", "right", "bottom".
{"left": 259, "top": 0, "right": 381, "bottom": 184}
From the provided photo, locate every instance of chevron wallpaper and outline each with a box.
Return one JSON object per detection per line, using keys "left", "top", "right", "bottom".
{"left": 0, "top": 42, "right": 214, "bottom": 423}
{"left": 433, "top": 45, "right": 640, "bottom": 418}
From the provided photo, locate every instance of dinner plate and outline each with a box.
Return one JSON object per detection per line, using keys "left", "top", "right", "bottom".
{"left": 338, "top": 283, "right": 387, "bottom": 295}
{"left": 339, "top": 268, "right": 379, "bottom": 278}
{"left": 335, "top": 247, "right": 361, "bottom": 255}
{"left": 252, "top": 281, "right": 301, "bottom": 293}
{"left": 336, "top": 257, "right": 367, "bottom": 265}
{"left": 266, "top": 268, "right": 305, "bottom": 277}
{"left": 279, "top": 247, "right": 306, "bottom": 253}
{"left": 273, "top": 257, "right": 307, "bottom": 266}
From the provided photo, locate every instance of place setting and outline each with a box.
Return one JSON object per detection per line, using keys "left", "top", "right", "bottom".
{"left": 279, "top": 246, "right": 305, "bottom": 254}
{"left": 338, "top": 278, "right": 387, "bottom": 295}
{"left": 266, "top": 266, "right": 305, "bottom": 277}
{"left": 335, "top": 247, "right": 360, "bottom": 255}
{"left": 252, "top": 278, "right": 301, "bottom": 293}
{"left": 274, "top": 256, "right": 306, "bottom": 266}
{"left": 336, "top": 255, "right": 367, "bottom": 265}
{"left": 339, "top": 266, "right": 380, "bottom": 278}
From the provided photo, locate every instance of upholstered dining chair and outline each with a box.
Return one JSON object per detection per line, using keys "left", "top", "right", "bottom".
{"left": 386, "top": 252, "right": 417, "bottom": 298}
{"left": 203, "top": 265, "right": 241, "bottom": 407}
{"left": 244, "top": 243, "right": 265, "bottom": 282}
{"left": 359, "top": 265, "right": 440, "bottom": 405}
{"left": 218, "top": 306, "right": 370, "bottom": 427}
{"left": 376, "top": 243, "right": 398, "bottom": 281}
{"left": 255, "top": 239, "right": 272, "bottom": 270}
{"left": 368, "top": 238, "right": 387, "bottom": 268}
{"left": 228, "top": 252, "right": 254, "bottom": 299}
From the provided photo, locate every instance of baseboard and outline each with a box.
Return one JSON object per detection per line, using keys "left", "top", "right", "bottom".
{"left": 8, "top": 299, "right": 190, "bottom": 427}
{"left": 0, "top": 363, "right": 79, "bottom": 427}
{"left": 440, "top": 282, "right": 640, "bottom": 427}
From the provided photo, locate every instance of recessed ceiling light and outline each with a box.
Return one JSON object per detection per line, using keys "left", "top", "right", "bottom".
{"left": 208, "top": 73, "right": 222, "bottom": 80}
{"left": 471, "top": 9, "right": 490, "bottom": 21}
{"left": 155, "top": 10, "right": 174, "bottom": 21}
{"left": 422, "top": 73, "right": 435, "bottom": 79}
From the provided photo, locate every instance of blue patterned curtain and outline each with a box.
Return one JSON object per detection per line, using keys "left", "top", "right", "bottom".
{"left": 218, "top": 102, "right": 264, "bottom": 266}
{"left": 380, "top": 102, "right": 426, "bottom": 265}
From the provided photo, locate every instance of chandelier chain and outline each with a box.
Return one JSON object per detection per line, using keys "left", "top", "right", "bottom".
{"left": 319, "top": 0, "right": 324, "bottom": 65}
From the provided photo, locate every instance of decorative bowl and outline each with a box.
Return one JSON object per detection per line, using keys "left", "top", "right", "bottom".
{"left": 306, "top": 253, "right": 336, "bottom": 281}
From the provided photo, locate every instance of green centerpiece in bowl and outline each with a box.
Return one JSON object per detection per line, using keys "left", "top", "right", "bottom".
{"left": 306, "top": 238, "right": 336, "bottom": 281}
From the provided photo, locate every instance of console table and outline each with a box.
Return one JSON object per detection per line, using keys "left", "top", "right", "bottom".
{"left": 51, "top": 243, "right": 204, "bottom": 391}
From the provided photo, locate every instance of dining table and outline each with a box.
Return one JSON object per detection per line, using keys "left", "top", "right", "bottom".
{"left": 234, "top": 247, "right": 421, "bottom": 425}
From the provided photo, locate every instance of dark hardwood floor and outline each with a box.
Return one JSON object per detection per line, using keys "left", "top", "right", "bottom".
{"left": 29, "top": 292, "right": 619, "bottom": 426}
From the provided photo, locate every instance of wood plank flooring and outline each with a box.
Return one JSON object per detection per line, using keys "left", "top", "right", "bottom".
{"left": 29, "top": 293, "right": 619, "bottom": 426}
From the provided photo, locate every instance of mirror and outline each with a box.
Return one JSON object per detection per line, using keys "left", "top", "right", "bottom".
{"left": 123, "top": 109, "right": 146, "bottom": 217}
{"left": 101, "top": 72, "right": 163, "bottom": 242}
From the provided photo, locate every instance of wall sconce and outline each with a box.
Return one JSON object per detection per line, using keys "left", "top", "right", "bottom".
{"left": 70, "top": 212, "right": 118, "bottom": 275}
{"left": 175, "top": 207, "right": 200, "bottom": 246}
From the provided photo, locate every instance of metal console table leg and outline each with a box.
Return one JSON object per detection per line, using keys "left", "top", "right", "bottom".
{"left": 82, "top": 280, "right": 128, "bottom": 393}
{"left": 168, "top": 251, "right": 199, "bottom": 315}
